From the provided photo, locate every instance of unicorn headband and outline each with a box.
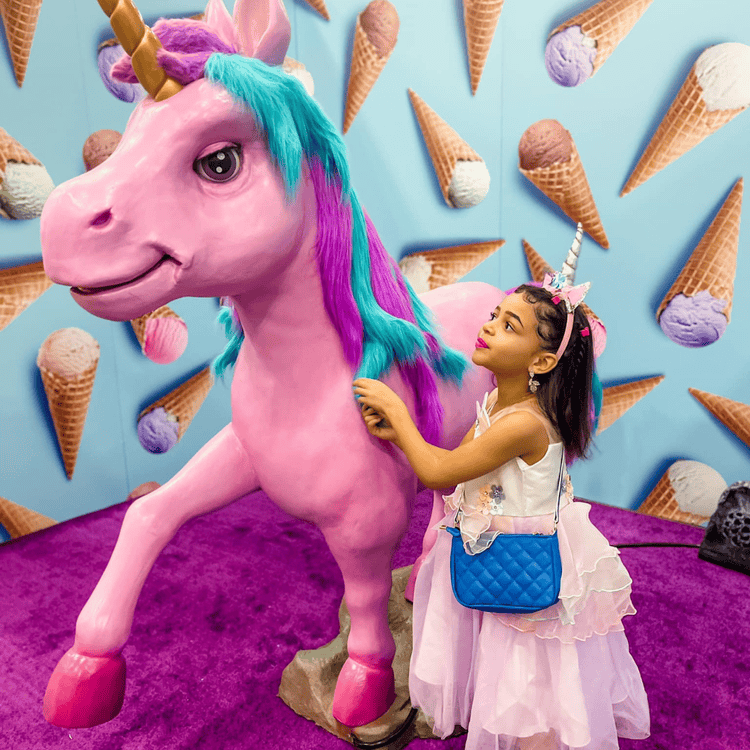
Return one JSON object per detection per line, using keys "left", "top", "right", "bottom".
{"left": 541, "top": 223, "right": 591, "bottom": 360}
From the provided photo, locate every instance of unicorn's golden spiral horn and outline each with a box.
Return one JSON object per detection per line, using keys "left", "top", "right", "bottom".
{"left": 97, "top": 0, "right": 183, "bottom": 101}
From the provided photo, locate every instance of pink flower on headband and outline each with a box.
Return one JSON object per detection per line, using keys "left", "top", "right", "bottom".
{"left": 542, "top": 272, "right": 591, "bottom": 314}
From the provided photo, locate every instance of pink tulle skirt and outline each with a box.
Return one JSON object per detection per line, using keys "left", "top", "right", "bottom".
{"left": 409, "top": 500, "right": 650, "bottom": 750}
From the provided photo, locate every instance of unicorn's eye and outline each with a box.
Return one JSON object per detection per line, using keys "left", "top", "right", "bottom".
{"left": 194, "top": 145, "right": 242, "bottom": 183}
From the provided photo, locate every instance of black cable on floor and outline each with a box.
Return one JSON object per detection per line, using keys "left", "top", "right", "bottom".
{"left": 614, "top": 542, "right": 700, "bottom": 548}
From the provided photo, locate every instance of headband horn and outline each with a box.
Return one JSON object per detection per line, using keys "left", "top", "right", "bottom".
{"left": 560, "top": 222, "right": 583, "bottom": 285}
{"left": 97, "top": 0, "right": 183, "bottom": 101}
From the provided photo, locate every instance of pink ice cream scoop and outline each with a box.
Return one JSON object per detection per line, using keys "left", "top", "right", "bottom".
{"left": 130, "top": 306, "right": 188, "bottom": 364}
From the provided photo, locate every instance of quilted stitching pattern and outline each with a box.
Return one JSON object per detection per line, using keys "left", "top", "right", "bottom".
{"left": 447, "top": 527, "right": 562, "bottom": 613}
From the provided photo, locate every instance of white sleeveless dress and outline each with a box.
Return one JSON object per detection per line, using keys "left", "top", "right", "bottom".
{"left": 409, "top": 391, "right": 650, "bottom": 750}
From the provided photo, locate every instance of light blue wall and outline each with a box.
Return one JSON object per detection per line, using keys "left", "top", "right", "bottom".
{"left": 1, "top": 0, "right": 748, "bottom": 524}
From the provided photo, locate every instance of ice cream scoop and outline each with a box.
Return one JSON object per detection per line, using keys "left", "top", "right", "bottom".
{"left": 137, "top": 367, "right": 213, "bottom": 453}
{"left": 0, "top": 127, "right": 54, "bottom": 220}
{"left": 82, "top": 129, "right": 122, "bottom": 171}
{"left": 130, "top": 306, "right": 188, "bottom": 364}
{"left": 97, "top": 39, "right": 146, "bottom": 102}
{"left": 545, "top": 26, "right": 596, "bottom": 87}
{"left": 518, "top": 120, "right": 608, "bottom": 248}
{"left": 657, "top": 178, "right": 742, "bottom": 347}
{"left": 342, "top": 1, "right": 399, "bottom": 133}
{"left": 545, "top": 0, "right": 654, "bottom": 87}
{"left": 138, "top": 407, "right": 179, "bottom": 453}
{"left": 518, "top": 119, "right": 573, "bottom": 169}
{"left": 639, "top": 460, "right": 726, "bottom": 525}
{"left": 621, "top": 43, "right": 750, "bottom": 195}
{"left": 409, "top": 89, "right": 490, "bottom": 208}
{"left": 37, "top": 328, "right": 100, "bottom": 479}
{"left": 659, "top": 292, "right": 727, "bottom": 347}
{"left": 282, "top": 57, "right": 314, "bottom": 97}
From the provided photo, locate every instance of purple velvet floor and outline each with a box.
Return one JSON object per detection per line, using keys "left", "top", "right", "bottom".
{"left": 1, "top": 488, "right": 749, "bottom": 750}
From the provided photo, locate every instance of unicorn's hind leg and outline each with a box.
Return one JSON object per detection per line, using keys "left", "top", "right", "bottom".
{"left": 326, "top": 535, "right": 400, "bottom": 727}
{"left": 43, "top": 424, "right": 259, "bottom": 728}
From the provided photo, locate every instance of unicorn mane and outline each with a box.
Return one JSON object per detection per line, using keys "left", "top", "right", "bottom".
{"left": 115, "top": 20, "right": 468, "bottom": 443}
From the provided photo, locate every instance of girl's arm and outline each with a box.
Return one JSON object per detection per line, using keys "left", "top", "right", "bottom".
{"left": 353, "top": 378, "right": 548, "bottom": 489}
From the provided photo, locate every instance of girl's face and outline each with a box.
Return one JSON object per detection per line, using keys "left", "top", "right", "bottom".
{"left": 471, "top": 292, "right": 550, "bottom": 376}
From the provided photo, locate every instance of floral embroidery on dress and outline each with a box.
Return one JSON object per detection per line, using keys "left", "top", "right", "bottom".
{"left": 562, "top": 473, "right": 574, "bottom": 503}
{"left": 477, "top": 484, "right": 505, "bottom": 516}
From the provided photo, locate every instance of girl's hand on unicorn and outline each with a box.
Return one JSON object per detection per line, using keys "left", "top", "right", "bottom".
{"left": 353, "top": 378, "right": 408, "bottom": 443}
{"left": 361, "top": 405, "right": 399, "bottom": 442}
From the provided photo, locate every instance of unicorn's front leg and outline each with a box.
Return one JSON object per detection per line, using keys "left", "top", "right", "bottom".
{"left": 326, "top": 535, "right": 400, "bottom": 727}
{"left": 43, "top": 423, "right": 259, "bottom": 728}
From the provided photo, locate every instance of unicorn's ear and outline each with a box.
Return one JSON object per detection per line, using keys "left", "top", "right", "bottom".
{"left": 203, "top": 0, "right": 239, "bottom": 49}
{"left": 233, "top": 0, "right": 291, "bottom": 64}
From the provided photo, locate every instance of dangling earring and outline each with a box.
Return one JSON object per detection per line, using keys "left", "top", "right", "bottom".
{"left": 528, "top": 369, "right": 540, "bottom": 393}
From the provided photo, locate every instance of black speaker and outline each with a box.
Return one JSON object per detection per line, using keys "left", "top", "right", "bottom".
{"left": 699, "top": 481, "right": 750, "bottom": 576}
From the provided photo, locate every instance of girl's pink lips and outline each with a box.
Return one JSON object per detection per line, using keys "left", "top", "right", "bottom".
{"left": 475, "top": 337, "right": 489, "bottom": 349}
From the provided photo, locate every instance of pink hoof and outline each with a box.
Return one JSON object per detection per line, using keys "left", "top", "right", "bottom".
{"left": 332, "top": 657, "right": 396, "bottom": 727}
{"left": 43, "top": 649, "right": 126, "bottom": 728}
{"left": 404, "top": 557, "right": 424, "bottom": 602}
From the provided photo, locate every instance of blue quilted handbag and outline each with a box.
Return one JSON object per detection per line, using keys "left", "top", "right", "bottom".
{"left": 445, "top": 455, "right": 565, "bottom": 614}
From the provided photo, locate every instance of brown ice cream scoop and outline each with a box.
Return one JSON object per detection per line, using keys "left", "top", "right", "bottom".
{"left": 83, "top": 129, "right": 122, "bottom": 171}
{"left": 360, "top": 0, "right": 399, "bottom": 57}
{"left": 519, "top": 119, "right": 573, "bottom": 169}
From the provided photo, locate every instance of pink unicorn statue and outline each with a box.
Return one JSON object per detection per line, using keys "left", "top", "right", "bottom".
{"left": 41, "top": 0, "right": 503, "bottom": 730}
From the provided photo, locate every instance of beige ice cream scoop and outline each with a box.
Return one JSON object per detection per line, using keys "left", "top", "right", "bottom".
{"left": 37, "top": 328, "right": 100, "bottom": 479}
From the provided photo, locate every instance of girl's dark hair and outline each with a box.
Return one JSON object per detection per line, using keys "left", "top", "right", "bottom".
{"left": 514, "top": 284, "right": 595, "bottom": 461}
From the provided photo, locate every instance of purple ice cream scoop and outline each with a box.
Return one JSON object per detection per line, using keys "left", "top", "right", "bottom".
{"left": 138, "top": 407, "right": 179, "bottom": 453}
{"left": 659, "top": 291, "right": 728, "bottom": 347}
{"left": 97, "top": 43, "right": 146, "bottom": 102}
{"left": 545, "top": 26, "right": 597, "bottom": 87}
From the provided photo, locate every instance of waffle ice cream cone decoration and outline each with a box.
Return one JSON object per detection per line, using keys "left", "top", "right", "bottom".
{"left": 621, "top": 43, "right": 750, "bottom": 196}
{"left": 521, "top": 238, "right": 607, "bottom": 357}
{"left": 130, "top": 306, "right": 188, "bottom": 364}
{"left": 409, "top": 89, "right": 490, "bottom": 208}
{"left": 463, "top": 0, "right": 504, "bottom": 95}
{"left": 0, "top": 126, "right": 54, "bottom": 220}
{"left": 398, "top": 240, "right": 504, "bottom": 293}
{"left": 0, "top": 261, "right": 52, "bottom": 332}
{"left": 0, "top": 495, "right": 56, "bottom": 538}
{"left": 1, "top": 0, "right": 43, "bottom": 86}
{"left": 302, "top": 0, "right": 329, "bottom": 20}
{"left": 689, "top": 388, "right": 750, "bottom": 450}
{"left": 37, "top": 328, "right": 100, "bottom": 480}
{"left": 657, "top": 179, "right": 742, "bottom": 347}
{"left": 138, "top": 366, "right": 214, "bottom": 453}
{"left": 597, "top": 375, "right": 664, "bottom": 433}
{"left": 546, "top": 0, "right": 654, "bottom": 87}
{"left": 638, "top": 460, "right": 725, "bottom": 526}
{"left": 342, "top": 1, "right": 399, "bottom": 134}
{"left": 519, "top": 120, "right": 609, "bottom": 248}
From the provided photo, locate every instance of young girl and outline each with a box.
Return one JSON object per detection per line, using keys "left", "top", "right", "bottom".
{"left": 353, "top": 275, "right": 650, "bottom": 750}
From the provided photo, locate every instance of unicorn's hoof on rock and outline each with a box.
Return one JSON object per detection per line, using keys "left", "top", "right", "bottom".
{"left": 43, "top": 649, "right": 126, "bottom": 728}
{"left": 332, "top": 657, "right": 396, "bottom": 727}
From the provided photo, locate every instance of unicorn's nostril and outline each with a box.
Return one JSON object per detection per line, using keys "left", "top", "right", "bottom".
{"left": 91, "top": 209, "right": 112, "bottom": 228}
